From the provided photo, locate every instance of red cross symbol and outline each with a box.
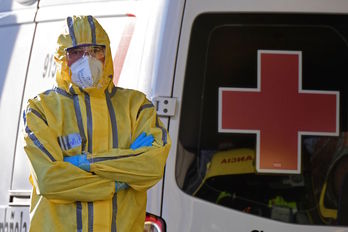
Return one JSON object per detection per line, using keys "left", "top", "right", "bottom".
{"left": 219, "top": 50, "right": 339, "bottom": 173}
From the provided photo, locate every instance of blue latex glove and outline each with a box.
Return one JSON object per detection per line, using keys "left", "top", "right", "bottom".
{"left": 64, "top": 154, "right": 90, "bottom": 172}
{"left": 130, "top": 132, "right": 154, "bottom": 150}
{"left": 115, "top": 182, "right": 129, "bottom": 192}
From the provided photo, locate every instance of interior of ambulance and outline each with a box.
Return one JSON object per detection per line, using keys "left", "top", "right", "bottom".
{"left": 176, "top": 13, "right": 348, "bottom": 226}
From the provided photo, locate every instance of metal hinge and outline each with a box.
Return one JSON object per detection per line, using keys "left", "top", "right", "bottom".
{"left": 152, "top": 97, "right": 176, "bottom": 117}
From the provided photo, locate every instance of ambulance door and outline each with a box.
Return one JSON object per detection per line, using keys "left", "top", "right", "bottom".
{"left": 0, "top": 0, "right": 37, "bottom": 229}
{"left": 11, "top": 19, "right": 61, "bottom": 200}
{"left": 163, "top": 0, "right": 348, "bottom": 231}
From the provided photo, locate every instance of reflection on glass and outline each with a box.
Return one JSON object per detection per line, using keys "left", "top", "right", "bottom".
{"left": 177, "top": 13, "right": 348, "bottom": 226}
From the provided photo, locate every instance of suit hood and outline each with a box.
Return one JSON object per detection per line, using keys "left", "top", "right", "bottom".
{"left": 54, "top": 15, "right": 114, "bottom": 96}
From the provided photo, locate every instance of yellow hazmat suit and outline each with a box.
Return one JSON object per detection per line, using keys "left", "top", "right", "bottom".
{"left": 23, "top": 15, "right": 171, "bottom": 232}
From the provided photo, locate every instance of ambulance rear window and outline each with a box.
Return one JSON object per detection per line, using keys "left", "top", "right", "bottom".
{"left": 177, "top": 13, "right": 348, "bottom": 226}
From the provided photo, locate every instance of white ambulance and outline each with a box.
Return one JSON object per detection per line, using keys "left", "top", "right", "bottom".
{"left": 1, "top": 0, "right": 348, "bottom": 231}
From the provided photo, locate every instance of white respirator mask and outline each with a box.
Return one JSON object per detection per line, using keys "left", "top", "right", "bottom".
{"left": 70, "top": 55, "right": 104, "bottom": 89}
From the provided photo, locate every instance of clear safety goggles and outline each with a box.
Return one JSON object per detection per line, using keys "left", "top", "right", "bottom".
{"left": 66, "top": 44, "right": 106, "bottom": 64}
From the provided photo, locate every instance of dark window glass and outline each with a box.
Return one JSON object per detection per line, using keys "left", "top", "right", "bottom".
{"left": 176, "top": 13, "right": 348, "bottom": 226}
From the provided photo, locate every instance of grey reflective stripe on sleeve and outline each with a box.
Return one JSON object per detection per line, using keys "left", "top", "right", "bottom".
{"left": 23, "top": 111, "right": 56, "bottom": 162}
{"left": 22, "top": 110, "right": 26, "bottom": 125}
{"left": 111, "top": 193, "right": 117, "bottom": 232}
{"left": 156, "top": 116, "right": 167, "bottom": 145}
{"left": 43, "top": 89, "right": 52, "bottom": 95}
{"left": 84, "top": 93, "right": 93, "bottom": 153}
{"left": 55, "top": 87, "right": 74, "bottom": 99}
{"left": 88, "top": 202, "right": 94, "bottom": 232}
{"left": 58, "top": 136, "right": 68, "bottom": 151}
{"left": 87, "top": 15, "right": 96, "bottom": 44}
{"left": 44, "top": 87, "right": 74, "bottom": 99}
{"left": 67, "top": 17, "right": 77, "bottom": 47}
{"left": 88, "top": 153, "right": 142, "bottom": 163}
{"left": 105, "top": 89, "right": 118, "bottom": 148}
{"left": 136, "top": 103, "right": 154, "bottom": 119}
{"left": 26, "top": 108, "right": 47, "bottom": 125}
{"left": 25, "top": 126, "right": 56, "bottom": 162}
{"left": 71, "top": 92, "right": 87, "bottom": 152}
{"left": 76, "top": 202, "right": 82, "bottom": 232}
{"left": 110, "top": 86, "right": 117, "bottom": 98}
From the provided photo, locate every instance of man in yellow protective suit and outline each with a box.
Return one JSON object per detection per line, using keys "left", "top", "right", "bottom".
{"left": 23, "top": 15, "right": 171, "bottom": 231}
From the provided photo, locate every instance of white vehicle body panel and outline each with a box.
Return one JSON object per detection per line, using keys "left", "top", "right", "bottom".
{"left": 160, "top": 0, "right": 348, "bottom": 231}
{"left": 1, "top": 0, "right": 348, "bottom": 231}
{"left": 0, "top": 0, "right": 36, "bottom": 207}
{"left": 0, "top": 0, "right": 36, "bottom": 26}
{"left": 0, "top": 1, "right": 37, "bottom": 230}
